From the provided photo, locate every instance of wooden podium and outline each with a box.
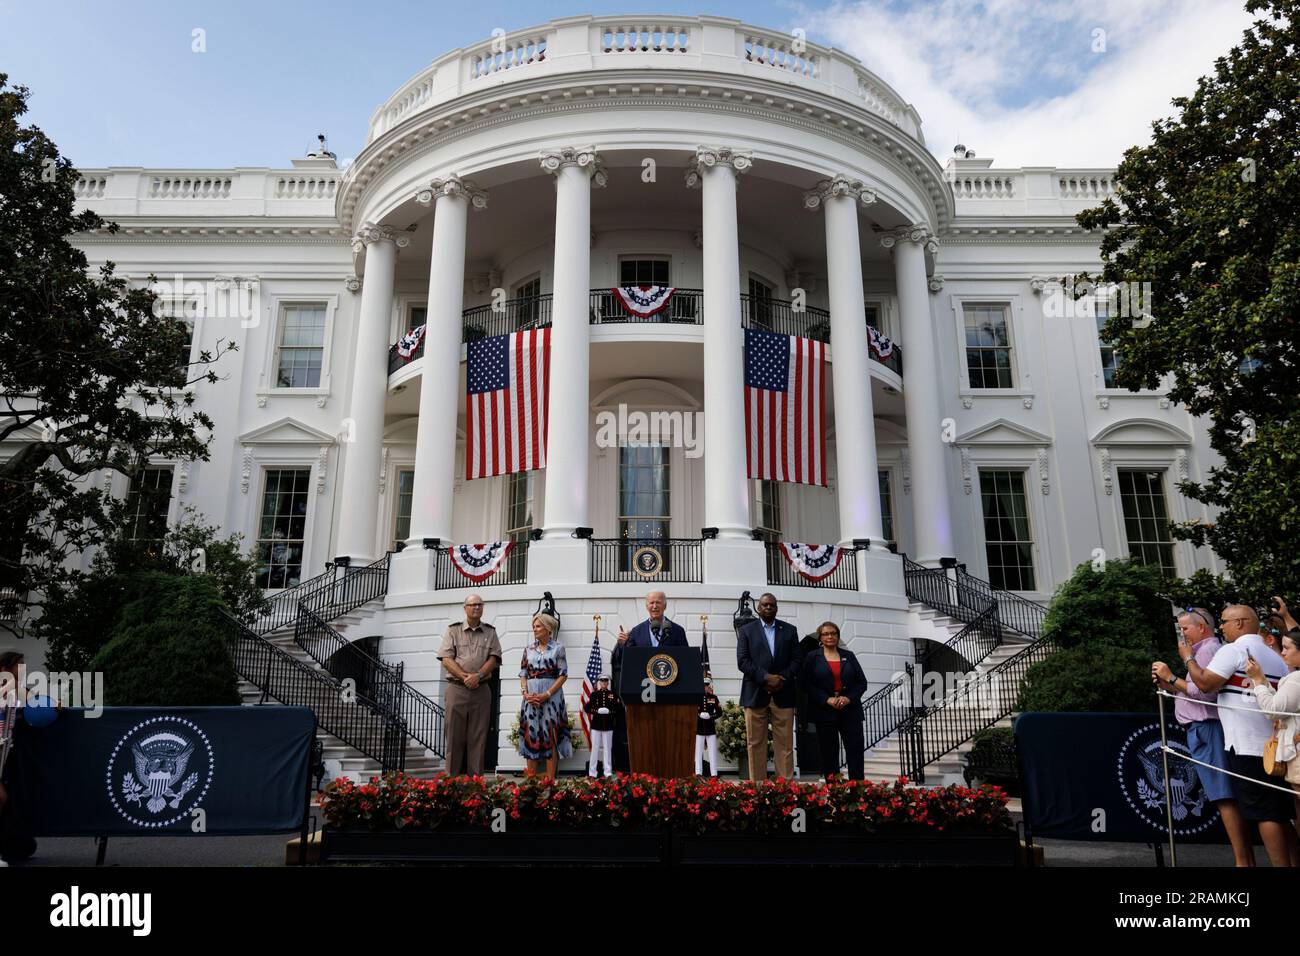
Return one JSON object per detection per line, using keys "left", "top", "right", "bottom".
{"left": 617, "top": 646, "right": 704, "bottom": 778}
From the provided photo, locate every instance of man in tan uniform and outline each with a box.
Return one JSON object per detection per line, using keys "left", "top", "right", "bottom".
{"left": 438, "top": 593, "right": 502, "bottom": 776}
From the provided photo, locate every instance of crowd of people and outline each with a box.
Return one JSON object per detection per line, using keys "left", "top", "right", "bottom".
{"left": 438, "top": 589, "right": 869, "bottom": 782}
{"left": 1152, "top": 598, "right": 1300, "bottom": 867}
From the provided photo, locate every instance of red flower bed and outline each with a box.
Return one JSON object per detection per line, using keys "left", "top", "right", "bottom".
{"left": 321, "top": 773, "right": 1012, "bottom": 836}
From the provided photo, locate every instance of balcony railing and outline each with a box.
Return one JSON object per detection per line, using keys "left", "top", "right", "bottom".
{"left": 387, "top": 289, "right": 902, "bottom": 376}
{"left": 431, "top": 541, "right": 529, "bottom": 590}
{"left": 589, "top": 288, "right": 703, "bottom": 325}
{"left": 740, "top": 294, "right": 903, "bottom": 375}
{"left": 764, "top": 542, "right": 861, "bottom": 590}
{"left": 590, "top": 538, "right": 703, "bottom": 584}
{"left": 463, "top": 294, "right": 553, "bottom": 341}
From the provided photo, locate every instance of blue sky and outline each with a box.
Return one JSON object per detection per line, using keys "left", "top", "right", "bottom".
{"left": 0, "top": 0, "right": 1254, "bottom": 170}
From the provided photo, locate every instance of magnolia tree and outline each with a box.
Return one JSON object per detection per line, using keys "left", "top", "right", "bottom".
{"left": 0, "top": 74, "right": 234, "bottom": 617}
{"left": 1077, "top": 0, "right": 1300, "bottom": 600}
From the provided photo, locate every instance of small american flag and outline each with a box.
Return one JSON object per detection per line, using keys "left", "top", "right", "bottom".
{"left": 578, "top": 632, "right": 603, "bottom": 747}
{"left": 465, "top": 328, "right": 550, "bottom": 480}
{"left": 744, "top": 328, "right": 825, "bottom": 485}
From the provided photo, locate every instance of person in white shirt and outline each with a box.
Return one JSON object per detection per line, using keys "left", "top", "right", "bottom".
{"left": 1185, "top": 605, "right": 1295, "bottom": 867}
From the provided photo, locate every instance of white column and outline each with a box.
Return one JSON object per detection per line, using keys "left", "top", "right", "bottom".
{"left": 805, "top": 177, "right": 885, "bottom": 549}
{"left": 334, "top": 224, "right": 405, "bottom": 563}
{"left": 391, "top": 176, "right": 486, "bottom": 594}
{"left": 528, "top": 147, "right": 605, "bottom": 585}
{"left": 688, "top": 146, "right": 766, "bottom": 584}
{"left": 884, "top": 225, "right": 956, "bottom": 565}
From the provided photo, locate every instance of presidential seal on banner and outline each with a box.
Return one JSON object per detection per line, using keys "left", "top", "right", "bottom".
{"left": 646, "top": 653, "right": 680, "bottom": 688}
{"left": 631, "top": 545, "right": 665, "bottom": 579}
{"left": 107, "top": 715, "right": 215, "bottom": 828}
{"left": 1116, "top": 723, "right": 1214, "bottom": 836}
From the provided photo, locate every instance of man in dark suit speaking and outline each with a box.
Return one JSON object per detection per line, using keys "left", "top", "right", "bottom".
{"left": 736, "top": 592, "right": 801, "bottom": 781}
{"left": 610, "top": 590, "right": 689, "bottom": 771}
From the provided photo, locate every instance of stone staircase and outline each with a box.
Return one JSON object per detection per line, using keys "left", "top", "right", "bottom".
{"left": 860, "top": 601, "right": 1035, "bottom": 786}
{"left": 239, "top": 601, "right": 441, "bottom": 783}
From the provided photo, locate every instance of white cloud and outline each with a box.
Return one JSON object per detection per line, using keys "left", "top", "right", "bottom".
{"left": 798, "top": 0, "right": 1256, "bottom": 167}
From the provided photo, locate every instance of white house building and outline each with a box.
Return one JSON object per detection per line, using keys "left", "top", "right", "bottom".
{"left": 43, "top": 15, "right": 1220, "bottom": 778}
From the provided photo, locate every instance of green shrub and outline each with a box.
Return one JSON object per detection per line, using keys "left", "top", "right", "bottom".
{"left": 1040, "top": 559, "right": 1173, "bottom": 655}
{"left": 1017, "top": 644, "right": 1157, "bottom": 713}
{"left": 91, "top": 572, "right": 240, "bottom": 706}
{"left": 965, "top": 727, "right": 1020, "bottom": 794}
{"left": 43, "top": 508, "right": 260, "bottom": 671}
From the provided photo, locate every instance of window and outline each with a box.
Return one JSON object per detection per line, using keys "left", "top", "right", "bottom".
{"left": 513, "top": 275, "right": 542, "bottom": 330}
{"left": 752, "top": 479, "right": 781, "bottom": 543}
{"left": 126, "top": 466, "right": 173, "bottom": 542}
{"left": 504, "top": 472, "right": 535, "bottom": 542}
{"left": 618, "top": 445, "right": 670, "bottom": 542}
{"left": 619, "top": 258, "right": 670, "bottom": 286}
{"left": 392, "top": 468, "right": 415, "bottom": 550}
{"left": 865, "top": 302, "right": 882, "bottom": 335}
{"left": 878, "top": 470, "right": 895, "bottom": 549}
{"left": 1096, "top": 296, "right": 1119, "bottom": 388}
{"left": 1119, "top": 470, "right": 1177, "bottom": 576}
{"left": 156, "top": 300, "right": 196, "bottom": 387}
{"left": 275, "top": 304, "right": 327, "bottom": 388}
{"left": 406, "top": 305, "right": 427, "bottom": 332}
{"left": 979, "top": 470, "right": 1036, "bottom": 591}
{"left": 747, "top": 275, "right": 775, "bottom": 330}
{"left": 256, "top": 468, "right": 311, "bottom": 588}
{"left": 963, "top": 303, "right": 1014, "bottom": 389}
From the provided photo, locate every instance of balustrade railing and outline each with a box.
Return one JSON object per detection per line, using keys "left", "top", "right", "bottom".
{"left": 432, "top": 541, "right": 529, "bottom": 590}
{"left": 740, "top": 294, "right": 903, "bottom": 375}
{"left": 253, "top": 554, "right": 390, "bottom": 636}
{"left": 589, "top": 288, "right": 703, "bottom": 325}
{"left": 764, "top": 543, "right": 860, "bottom": 590}
{"left": 590, "top": 538, "right": 703, "bottom": 584}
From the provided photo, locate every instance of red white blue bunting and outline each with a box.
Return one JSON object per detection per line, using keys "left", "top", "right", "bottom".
{"left": 397, "top": 324, "right": 427, "bottom": 360}
{"left": 612, "top": 285, "right": 675, "bottom": 318}
{"left": 778, "top": 542, "right": 844, "bottom": 582}
{"left": 868, "top": 326, "right": 895, "bottom": 360}
{"left": 447, "top": 541, "right": 515, "bottom": 582}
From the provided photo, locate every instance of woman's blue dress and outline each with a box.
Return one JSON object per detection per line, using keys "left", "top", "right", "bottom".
{"left": 518, "top": 640, "right": 573, "bottom": 760}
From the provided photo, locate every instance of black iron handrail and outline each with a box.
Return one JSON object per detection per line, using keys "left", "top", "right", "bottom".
{"left": 253, "top": 553, "right": 391, "bottom": 636}
{"left": 951, "top": 563, "right": 1047, "bottom": 640}
{"left": 463, "top": 294, "right": 554, "bottom": 342}
{"left": 294, "top": 606, "right": 445, "bottom": 759}
{"left": 740, "top": 294, "right": 904, "bottom": 375}
{"left": 590, "top": 538, "right": 703, "bottom": 583}
{"left": 432, "top": 541, "right": 529, "bottom": 590}
{"left": 590, "top": 288, "right": 704, "bottom": 325}
{"left": 914, "top": 601, "right": 1003, "bottom": 675}
{"left": 763, "top": 542, "right": 860, "bottom": 590}
{"left": 862, "top": 671, "right": 912, "bottom": 752}
{"left": 897, "top": 633, "right": 1058, "bottom": 782}
{"left": 221, "top": 607, "right": 409, "bottom": 772}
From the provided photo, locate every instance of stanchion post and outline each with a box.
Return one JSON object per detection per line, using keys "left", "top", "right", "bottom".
{"left": 1156, "top": 690, "right": 1178, "bottom": 867}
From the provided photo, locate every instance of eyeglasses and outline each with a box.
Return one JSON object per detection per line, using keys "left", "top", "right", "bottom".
{"left": 465, "top": 603, "right": 484, "bottom": 609}
{"left": 1184, "top": 607, "right": 1215, "bottom": 629}
{"left": 1219, "top": 617, "right": 1247, "bottom": 625}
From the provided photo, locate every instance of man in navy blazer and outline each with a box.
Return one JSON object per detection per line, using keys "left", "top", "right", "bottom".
{"left": 736, "top": 593, "right": 801, "bottom": 780}
{"left": 610, "top": 590, "right": 689, "bottom": 771}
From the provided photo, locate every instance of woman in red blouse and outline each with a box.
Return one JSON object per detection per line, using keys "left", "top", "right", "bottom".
{"left": 800, "top": 621, "right": 869, "bottom": 780}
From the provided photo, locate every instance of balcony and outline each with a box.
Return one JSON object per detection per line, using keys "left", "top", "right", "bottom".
{"left": 388, "top": 290, "right": 903, "bottom": 376}
{"left": 429, "top": 540, "right": 529, "bottom": 589}
{"left": 764, "top": 542, "right": 862, "bottom": 590}
{"left": 590, "top": 538, "right": 703, "bottom": 584}
{"left": 741, "top": 294, "right": 903, "bottom": 376}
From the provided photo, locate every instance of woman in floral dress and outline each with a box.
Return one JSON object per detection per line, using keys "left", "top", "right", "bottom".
{"left": 518, "top": 612, "right": 572, "bottom": 777}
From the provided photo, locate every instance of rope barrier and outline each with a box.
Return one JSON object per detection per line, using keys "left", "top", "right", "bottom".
{"left": 1155, "top": 687, "right": 1300, "bottom": 720}
{"left": 1161, "top": 746, "right": 1300, "bottom": 798}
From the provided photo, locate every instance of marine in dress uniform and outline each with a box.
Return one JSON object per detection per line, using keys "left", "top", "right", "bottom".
{"left": 584, "top": 676, "right": 621, "bottom": 777}
{"left": 695, "top": 677, "right": 723, "bottom": 776}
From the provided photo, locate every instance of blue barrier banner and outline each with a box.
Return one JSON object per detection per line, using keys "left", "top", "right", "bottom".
{"left": 1015, "top": 712, "right": 1228, "bottom": 844}
{"left": 7, "top": 706, "right": 315, "bottom": 836}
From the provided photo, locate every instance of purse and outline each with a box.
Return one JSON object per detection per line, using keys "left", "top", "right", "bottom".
{"left": 1263, "top": 721, "right": 1288, "bottom": 777}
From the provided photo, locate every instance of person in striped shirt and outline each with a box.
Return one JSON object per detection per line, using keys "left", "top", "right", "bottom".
{"left": 1184, "top": 605, "right": 1295, "bottom": 867}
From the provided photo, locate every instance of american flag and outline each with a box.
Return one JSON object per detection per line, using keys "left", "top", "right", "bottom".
{"left": 744, "top": 328, "right": 825, "bottom": 485}
{"left": 465, "top": 328, "right": 550, "bottom": 479}
{"left": 578, "top": 631, "right": 603, "bottom": 747}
